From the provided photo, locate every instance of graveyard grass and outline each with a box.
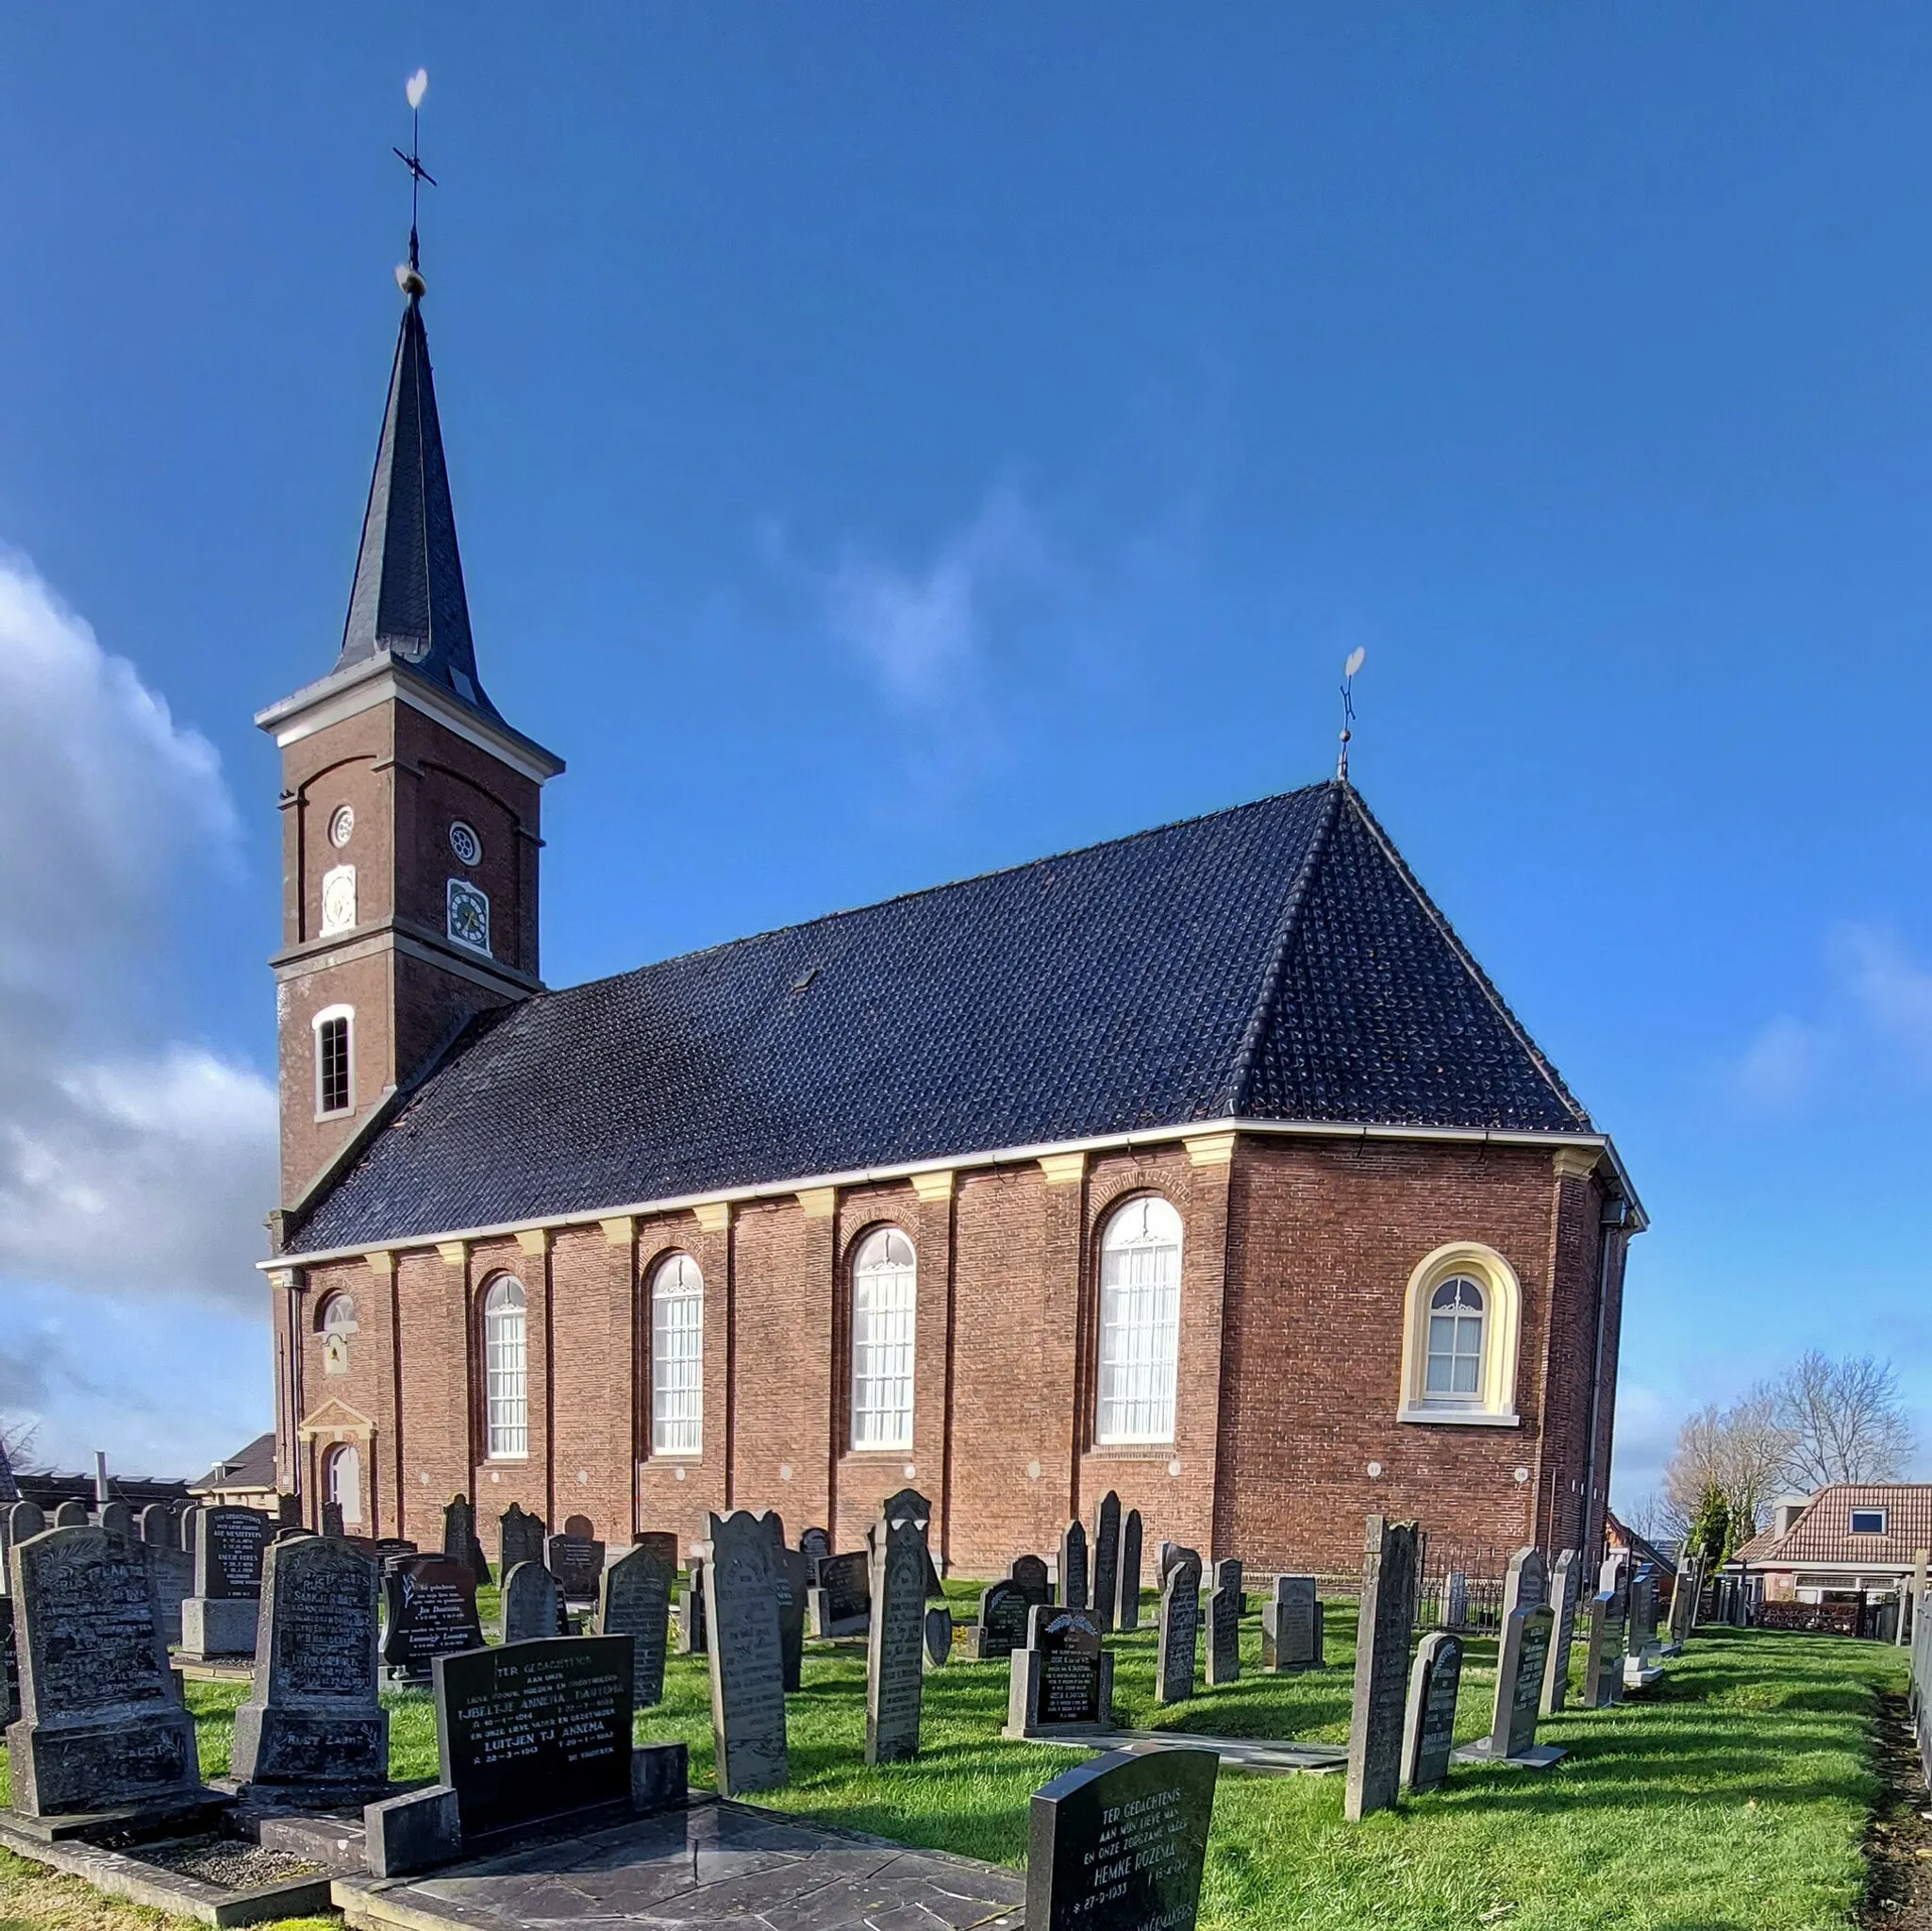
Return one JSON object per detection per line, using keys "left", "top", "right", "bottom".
{"left": 0, "top": 1589, "right": 1903, "bottom": 1931}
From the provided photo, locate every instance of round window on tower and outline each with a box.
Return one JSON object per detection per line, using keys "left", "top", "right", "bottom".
{"left": 449, "top": 822, "right": 482, "bottom": 867}
{"left": 328, "top": 806, "right": 355, "bottom": 848}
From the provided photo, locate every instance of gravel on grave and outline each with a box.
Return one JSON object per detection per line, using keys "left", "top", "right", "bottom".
{"left": 132, "top": 1836, "right": 325, "bottom": 1890}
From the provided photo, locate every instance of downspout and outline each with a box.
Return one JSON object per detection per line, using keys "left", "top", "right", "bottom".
{"left": 1580, "top": 1198, "right": 1629, "bottom": 1565}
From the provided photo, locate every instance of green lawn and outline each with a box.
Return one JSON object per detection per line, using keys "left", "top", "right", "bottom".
{"left": 0, "top": 1587, "right": 1906, "bottom": 1930}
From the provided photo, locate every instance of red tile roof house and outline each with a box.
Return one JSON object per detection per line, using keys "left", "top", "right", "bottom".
{"left": 1732, "top": 1485, "right": 1932, "bottom": 1635}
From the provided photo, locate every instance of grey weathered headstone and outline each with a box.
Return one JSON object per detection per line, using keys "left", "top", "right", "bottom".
{"left": 1117, "top": 1509, "right": 1143, "bottom": 1631}
{"left": 1342, "top": 1515, "right": 1419, "bottom": 1823}
{"left": 924, "top": 1605, "right": 952, "bottom": 1669}
{"left": 677, "top": 1556, "right": 708, "bottom": 1655}
{"left": 441, "top": 1494, "right": 491, "bottom": 1586}
{"left": 1058, "top": 1520, "right": 1089, "bottom": 1611}
{"left": 179, "top": 1506, "right": 201, "bottom": 1556}
{"left": 500, "top": 1559, "right": 568, "bottom": 1643}
{"left": 1025, "top": 1743, "right": 1216, "bottom": 1931}
{"left": 1444, "top": 1570, "right": 1468, "bottom": 1627}
{"left": 96, "top": 1500, "right": 133, "bottom": 1540}
{"left": 182, "top": 1506, "right": 271, "bottom": 1659}
{"left": 1091, "top": 1492, "right": 1121, "bottom": 1634}
{"left": 1006, "top": 1605, "right": 1114, "bottom": 1739}
{"left": 379, "top": 1554, "right": 484, "bottom": 1684}
{"left": 144, "top": 1539, "right": 193, "bottom": 1649}
{"left": 498, "top": 1503, "right": 545, "bottom": 1574}
{"left": 865, "top": 1488, "right": 932, "bottom": 1765}
{"left": 1541, "top": 1548, "right": 1579, "bottom": 1716}
{"left": 320, "top": 1500, "right": 345, "bottom": 1539}
{"left": 1579, "top": 1590, "right": 1618, "bottom": 1706}
{"left": 702, "top": 1509, "right": 789, "bottom": 1796}
{"left": 1156, "top": 1549, "right": 1202, "bottom": 1704}
{"left": 1500, "top": 1545, "right": 1547, "bottom": 1624}
{"left": 774, "top": 1545, "right": 809, "bottom": 1692}
{"left": 1400, "top": 1631, "right": 1463, "bottom": 1794}
{"left": 599, "top": 1534, "right": 675, "bottom": 1707}
{"left": 1206, "top": 1558, "right": 1241, "bottom": 1688}
{"left": 1261, "top": 1574, "right": 1323, "bottom": 1672}
{"left": 1481, "top": 1604, "right": 1557, "bottom": 1762}
{"left": 806, "top": 1550, "right": 871, "bottom": 1637}
{"left": 798, "top": 1526, "right": 832, "bottom": 1569}
{"left": 1010, "top": 1553, "right": 1051, "bottom": 1608}
{"left": 2, "top": 1502, "right": 46, "bottom": 1601}
{"left": 231, "top": 1532, "right": 387, "bottom": 1793}
{"left": 275, "top": 1492, "right": 302, "bottom": 1528}
{"left": 7, "top": 1524, "right": 202, "bottom": 1817}
{"left": 1, "top": 1595, "right": 16, "bottom": 1725}
{"left": 53, "top": 1499, "right": 89, "bottom": 1528}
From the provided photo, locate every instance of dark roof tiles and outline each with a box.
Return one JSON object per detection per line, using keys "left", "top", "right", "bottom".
{"left": 290, "top": 781, "right": 1594, "bottom": 1254}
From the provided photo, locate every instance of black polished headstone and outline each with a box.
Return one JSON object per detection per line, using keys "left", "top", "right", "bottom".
{"left": 53, "top": 1500, "right": 89, "bottom": 1529}
{"left": 972, "top": 1579, "right": 1032, "bottom": 1660}
{"left": 1025, "top": 1743, "right": 1217, "bottom": 1931}
{"left": 1091, "top": 1492, "right": 1121, "bottom": 1634}
{"left": 599, "top": 1534, "right": 675, "bottom": 1707}
{"left": 498, "top": 1503, "right": 545, "bottom": 1575}
{"left": 1207, "top": 1558, "right": 1241, "bottom": 1688}
{"left": 865, "top": 1489, "right": 931, "bottom": 1765}
{"left": 434, "top": 1635, "right": 633, "bottom": 1843}
{"left": 441, "top": 1494, "right": 491, "bottom": 1587}
{"left": 774, "top": 1545, "right": 808, "bottom": 1692}
{"left": 320, "top": 1501, "right": 345, "bottom": 1539}
{"left": 1007, "top": 1604, "right": 1112, "bottom": 1737}
{"left": 379, "top": 1554, "right": 483, "bottom": 1684}
{"left": 1058, "top": 1521, "right": 1089, "bottom": 1610}
{"left": 798, "top": 1526, "right": 832, "bottom": 1569}
{"left": 1009, "top": 1553, "right": 1050, "bottom": 1608}
{"left": 193, "top": 1507, "right": 269, "bottom": 1599}
{"left": 500, "top": 1559, "right": 569, "bottom": 1643}
{"left": 1342, "top": 1515, "right": 1420, "bottom": 1823}
{"left": 544, "top": 1532, "right": 607, "bottom": 1604}
{"left": 1400, "top": 1631, "right": 1462, "bottom": 1794}
{"left": 96, "top": 1500, "right": 133, "bottom": 1540}
{"left": 924, "top": 1605, "right": 952, "bottom": 1668}
{"left": 1156, "top": 1550, "right": 1201, "bottom": 1704}
{"left": 1117, "top": 1509, "right": 1143, "bottom": 1631}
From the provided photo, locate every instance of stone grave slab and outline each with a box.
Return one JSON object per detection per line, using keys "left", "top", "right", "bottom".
{"left": 598, "top": 1535, "right": 675, "bottom": 1708}
{"left": 1541, "top": 1548, "right": 1580, "bottom": 1716}
{"left": 145, "top": 1540, "right": 194, "bottom": 1650}
{"left": 972, "top": 1578, "right": 1032, "bottom": 1660}
{"left": 181, "top": 1508, "right": 270, "bottom": 1662}
{"left": 1026, "top": 1742, "right": 1216, "bottom": 1931}
{"left": 496, "top": 1505, "right": 544, "bottom": 1576}
{"left": 441, "top": 1497, "right": 490, "bottom": 1588}
{"left": 806, "top": 1550, "right": 870, "bottom": 1638}
{"left": 774, "top": 1545, "right": 808, "bottom": 1692}
{"left": 379, "top": 1556, "right": 482, "bottom": 1686}
{"left": 864, "top": 1489, "right": 931, "bottom": 1765}
{"left": 924, "top": 1606, "right": 952, "bottom": 1669}
{"left": 1091, "top": 1491, "right": 1121, "bottom": 1634}
{"left": 1006, "top": 1606, "right": 1114, "bottom": 1740}
{"left": 1400, "top": 1631, "right": 1462, "bottom": 1794}
{"left": 676, "top": 1557, "right": 707, "bottom": 1655}
{"left": 544, "top": 1532, "right": 606, "bottom": 1605}
{"left": 1118, "top": 1508, "right": 1143, "bottom": 1631}
{"left": 1342, "top": 1514, "right": 1419, "bottom": 1823}
{"left": 1206, "top": 1558, "right": 1241, "bottom": 1687}
{"left": 1058, "top": 1521, "right": 1089, "bottom": 1610}
{"left": 702, "top": 1510, "right": 789, "bottom": 1797}
{"left": 1457, "top": 1603, "right": 1564, "bottom": 1770}
{"left": 97, "top": 1501, "right": 134, "bottom": 1540}
{"left": 1500, "top": 1544, "right": 1547, "bottom": 1624}
{"left": 54, "top": 1500, "right": 90, "bottom": 1529}
{"left": 1156, "top": 1550, "right": 1201, "bottom": 1704}
{"left": 1009, "top": 1552, "right": 1051, "bottom": 1608}
{"left": 1261, "top": 1574, "right": 1323, "bottom": 1671}
{"left": 499, "top": 1560, "right": 568, "bottom": 1644}
{"left": 798, "top": 1525, "right": 832, "bottom": 1568}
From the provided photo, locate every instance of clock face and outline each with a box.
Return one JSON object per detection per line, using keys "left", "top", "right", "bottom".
{"left": 321, "top": 864, "right": 358, "bottom": 936}
{"left": 447, "top": 878, "right": 491, "bottom": 955}
{"left": 449, "top": 821, "right": 482, "bottom": 867}
{"left": 328, "top": 806, "right": 355, "bottom": 848}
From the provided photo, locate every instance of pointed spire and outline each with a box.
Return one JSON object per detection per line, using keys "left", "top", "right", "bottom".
{"left": 335, "top": 281, "right": 498, "bottom": 720}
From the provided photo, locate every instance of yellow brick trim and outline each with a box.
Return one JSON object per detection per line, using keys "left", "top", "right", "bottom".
{"left": 435, "top": 1240, "right": 468, "bottom": 1269}
{"left": 1038, "top": 1153, "right": 1086, "bottom": 1188}
{"left": 795, "top": 1188, "right": 838, "bottom": 1221}
{"left": 600, "top": 1217, "right": 635, "bottom": 1248}
{"left": 909, "top": 1170, "right": 955, "bottom": 1205}
{"left": 1184, "top": 1133, "right": 1239, "bottom": 1169}
{"left": 364, "top": 1249, "right": 396, "bottom": 1277}
{"left": 514, "top": 1227, "right": 553, "bottom": 1257}
{"left": 692, "top": 1202, "right": 733, "bottom": 1233}
{"left": 1553, "top": 1148, "right": 1600, "bottom": 1182}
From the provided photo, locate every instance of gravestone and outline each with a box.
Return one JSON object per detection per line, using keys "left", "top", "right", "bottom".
{"left": 924, "top": 1606, "right": 952, "bottom": 1669}
{"left": 865, "top": 1489, "right": 932, "bottom": 1765}
{"left": 1401, "top": 1630, "right": 1462, "bottom": 1794}
{"left": 179, "top": 1506, "right": 201, "bottom": 1556}
{"left": 972, "top": 1579, "right": 1033, "bottom": 1660}
{"left": 774, "top": 1545, "right": 809, "bottom": 1690}
{"left": 434, "top": 1635, "right": 633, "bottom": 1845}
{"left": 702, "top": 1509, "right": 790, "bottom": 1796}
{"left": 798, "top": 1526, "right": 832, "bottom": 1569}
{"left": 677, "top": 1556, "right": 708, "bottom": 1655}
{"left": 1206, "top": 1558, "right": 1241, "bottom": 1687}
{"left": 1091, "top": 1491, "right": 1121, "bottom": 1634}
{"left": 379, "top": 1554, "right": 483, "bottom": 1685}
{"left": 181, "top": 1506, "right": 271, "bottom": 1659}
{"left": 6, "top": 1524, "right": 203, "bottom": 1818}
{"left": 598, "top": 1534, "right": 675, "bottom": 1707}
{"left": 3, "top": 1502, "right": 46, "bottom": 1600}
{"left": 1342, "top": 1515, "right": 1420, "bottom": 1823}
{"left": 544, "top": 1531, "right": 607, "bottom": 1604}
{"left": 1579, "top": 1590, "right": 1619, "bottom": 1706}
{"left": 1010, "top": 1553, "right": 1051, "bottom": 1609}
{"left": 1026, "top": 1743, "right": 1217, "bottom": 1931}
{"left": 1118, "top": 1508, "right": 1143, "bottom": 1630}
{"left": 441, "top": 1495, "right": 491, "bottom": 1587}
{"left": 497, "top": 1503, "right": 545, "bottom": 1575}
{"left": 1156, "top": 1549, "right": 1202, "bottom": 1704}
{"left": 1006, "top": 1605, "right": 1114, "bottom": 1739}
{"left": 231, "top": 1532, "right": 388, "bottom": 1794}
{"left": 1500, "top": 1545, "right": 1547, "bottom": 1623}
{"left": 1473, "top": 1603, "right": 1558, "bottom": 1764}
{"left": 1597, "top": 1557, "right": 1629, "bottom": 1704}
{"left": 807, "top": 1550, "right": 871, "bottom": 1637}
{"left": 96, "top": 1500, "right": 133, "bottom": 1540}
{"left": 320, "top": 1501, "right": 345, "bottom": 1538}
{"left": 276, "top": 1492, "right": 301, "bottom": 1527}
{"left": 144, "top": 1537, "right": 194, "bottom": 1649}
{"left": 1261, "top": 1574, "right": 1323, "bottom": 1671}
{"left": 500, "top": 1559, "right": 569, "bottom": 1643}
{"left": 1445, "top": 1571, "right": 1468, "bottom": 1627}
{"left": 1541, "top": 1548, "right": 1580, "bottom": 1717}
{"left": 53, "top": 1499, "right": 89, "bottom": 1528}
{"left": 1058, "top": 1521, "right": 1089, "bottom": 1611}
{"left": 1, "top": 1595, "right": 16, "bottom": 1725}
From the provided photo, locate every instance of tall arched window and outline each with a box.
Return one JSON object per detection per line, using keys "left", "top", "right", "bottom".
{"left": 1096, "top": 1195, "right": 1183, "bottom": 1444}
{"left": 1398, "top": 1243, "right": 1524, "bottom": 1424}
{"left": 313, "top": 1006, "right": 354, "bottom": 1117}
{"left": 1424, "top": 1276, "right": 1486, "bottom": 1401}
{"left": 482, "top": 1275, "right": 528, "bottom": 1459}
{"left": 851, "top": 1228, "right": 916, "bottom": 1451}
{"left": 323, "top": 1441, "right": 363, "bottom": 1526}
{"left": 650, "top": 1254, "right": 704, "bottom": 1456}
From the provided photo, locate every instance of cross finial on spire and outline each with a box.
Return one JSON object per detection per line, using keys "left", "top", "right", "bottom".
{"left": 393, "top": 68, "right": 435, "bottom": 297}
{"left": 1337, "top": 647, "right": 1365, "bottom": 782}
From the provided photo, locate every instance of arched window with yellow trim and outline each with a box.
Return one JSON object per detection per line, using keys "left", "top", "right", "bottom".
{"left": 1398, "top": 1243, "right": 1523, "bottom": 1425}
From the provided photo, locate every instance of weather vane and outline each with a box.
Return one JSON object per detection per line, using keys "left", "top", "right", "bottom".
{"left": 393, "top": 69, "right": 435, "bottom": 293}
{"left": 1337, "top": 646, "right": 1365, "bottom": 782}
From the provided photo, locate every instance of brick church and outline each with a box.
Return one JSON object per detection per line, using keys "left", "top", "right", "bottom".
{"left": 258, "top": 264, "right": 1645, "bottom": 1579}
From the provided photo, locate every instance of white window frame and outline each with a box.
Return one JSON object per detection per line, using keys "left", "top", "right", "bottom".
{"left": 1423, "top": 1275, "right": 1487, "bottom": 1403}
{"left": 1397, "top": 1242, "right": 1523, "bottom": 1426}
{"left": 1095, "top": 1195, "right": 1183, "bottom": 1446}
{"left": 1850, "top": 1509, "right": 1887, "bottom": 1536}
{"left": 323, "top": 1441, "right": 363, "bottom": 1526}
{"left": 312, "top": 1005, "right": 355, "bottom": 1120}
{"left": 649, "top": 1253, "right": 705, "bottom": 1457}
{"left": 850, "top": 1228, "right": 916, "bottom": 1452}
{"left": 316, "top": 1291, "right": 358, "bottom": 1334}
{"left": 482, "top": 1275, "right": 529, "bottom": 1460}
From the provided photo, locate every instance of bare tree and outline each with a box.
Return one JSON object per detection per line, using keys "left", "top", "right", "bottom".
{"left": 1621, "top": 1489, "right": 1680, "bottom": 1544}
{"left": 0, "top": 1414, "right": 38, "bottom": 1470}
{"left": 1769, "top": 1352, "right": 1914, "bottom": 1490}
{"left": 1664, "top": 1390, "right": 1790, "bottom": 1545}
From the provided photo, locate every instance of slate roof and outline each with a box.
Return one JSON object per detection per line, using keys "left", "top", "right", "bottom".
{"left": 288, "top": 781, "right": 1598, "bottom": 1257}
{"left": 190, "top": 1431, "right": 278, "bottom": 1496}
{"left": 1733, "top": 1485, "right": 1932, "bottom": 1572}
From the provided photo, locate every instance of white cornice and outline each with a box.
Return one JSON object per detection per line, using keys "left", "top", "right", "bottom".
{"left": 263, "top": 1116, "right": 1647, "bottom": 1272}
{"left": 255, "top": 658, "right": 565, "bottom": 784}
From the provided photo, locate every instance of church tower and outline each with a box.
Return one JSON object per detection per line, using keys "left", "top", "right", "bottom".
{"left": 257, "top": 256, "right": 563, "bottom": 1221}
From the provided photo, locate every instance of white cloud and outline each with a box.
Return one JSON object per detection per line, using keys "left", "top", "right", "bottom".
{"left": 1835, "top": 925, "right": 1932, "bottom": 1075}
{"left": 1734, "top": 1014, "right": 1819, "bottom": 1110}
{"left": 824, "top": 488, "right": 1055, "bottom": 707}
{"left": 0, "top": 554, "right": 276, "bottom": 1336}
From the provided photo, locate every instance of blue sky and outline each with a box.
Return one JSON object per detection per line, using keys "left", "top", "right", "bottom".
{"left": 0, "top": 7, "right": 1928, "bottom": 1507}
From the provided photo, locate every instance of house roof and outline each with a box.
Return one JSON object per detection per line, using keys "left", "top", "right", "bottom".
{"left": 286, "top": 780, "right": 1610, "bottom": 1257}
{"left": 190, "top": 1431, "right": 278, "bottom": 1496}
{"left": 1733, "top": 1485, "right": 1932, "bottom": 1571}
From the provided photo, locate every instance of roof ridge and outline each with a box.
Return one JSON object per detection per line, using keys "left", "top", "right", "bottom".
{"left": 1341, "top": 789, "right": 1594, "bottom": 1130}
{"left": 1218, "top": 781, "right": 1346, "bottom": 1117}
